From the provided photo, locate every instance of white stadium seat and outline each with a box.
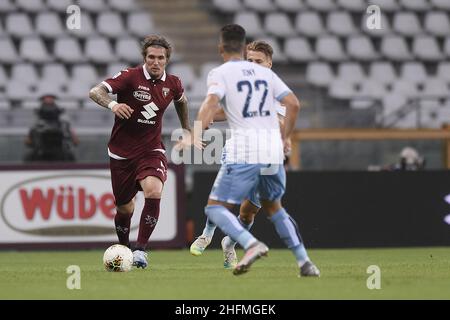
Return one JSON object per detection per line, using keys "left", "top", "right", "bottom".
{"left": 108, "top": 0, "right": 139, "bottom": 12}
{"left": 116, "top": 38, "right": 142, "bottom": 64}
{"left": 243, "top": 0, "right": 275, "bottom": 12}
{"left": 337, "top": 63, "right": 366, "bottom": 84}
{"left": 234, "top": 12, "right": 264, "bottom": 38}
{"left": 422, "top": 78, "right": 449, "bottom": 97}
{"left": 127, "top": 12, "right": 155, "bottom": 38}
{"left": 413, "top": 36, "right": 443, "bottom": 62}
{"left": 47, "top": 0, "right": 72, "bottom": 12}
{"left": 347, "top": 36, "right": 379, "bottom": 61}
{"left": 212, "top": 0, "right": 242, "bottom": 12}
{"left": 36, "top": 12, "right": 65, "bottom": 39}
{"left": 72, "top": 65, "right": 99, "bottom": 84}
{"left": 85, "top": 38, "right": 117, "bottom": 64}
{"left": 15, "top": 0, "right": 45, "bottom": 12}
{"left": 337, "top": 0, "right": 365, "bottom": 11}
{"left": 381, "top": 36, "right": 412, "bottom": 61}
{"left": 0, "top": 0, "right": 16, "bottom": 13}
{"left": 393, "top": 12, "right": 423, "bottom": 37}
{"left": 0, "top": 37, "right": 20, "bottom": 64}
{"left": 328, "top": 80, "right": 357, "bottom": 99}
{"left": 367, "top": 0, "right": 399, "bottom": 12}
{"left": 424, "top": 12, "right": 450, "bottom": 37}
{"left": 305, "top": 0, "right": 336, "bottom": 11}
{"left": 430, "top": 0, "right": 450, "bottom": 10}
{"left": 295, "top": 12, "right": 325, "bottom": 37}
{"left": 399, "top": 0, "right": 430, "bottom": 11}
{"left": 265, "top": 13, "right": 296, "bottom": 37}
{"left": 436, "top": 62, "right": 450, "bottom": 83}
{"left": 42, "top": 64, "right": 70, "bottom": 85}
{"left": 327, "top": 11, "right": 358, "bottom": 36}
{"left": 20, "top": 37, "right": 52, "bottom": 63}
{"left": 316, "top": 36, "right": 347, "bottom": 61}
{"left": 358, "top": 80, "right": 388, "bottom": 99}
{"left": 275, "top": 0, "right": 304, "bottom": 12}
{"left": 68, "top": 13, "right": 96, "bottom": 39}
{"left": 306, "top": 62, "right": 334, "bottom": 87}
{"left": 369, "top": 62, "right": 397, "bottom": 85}
{"left": 97, "top": 12, "right": 126, "bottom": 38}
{"left": 400, "top": 62, "right": 428, "bottom": 84}
{"left": 78, "top": 0, "right": 107, "bottom": 13}
{"left": 11, "top": 64, "right": 39, "bottom": 85}
{"left": 285, "top": 37, "right": 316, "bottom": 62}
{"left": 6, "top": 13, "right": 34, "bottom": 38}
{"left": 54, "top": 38, "right": 85, "bottom": 63}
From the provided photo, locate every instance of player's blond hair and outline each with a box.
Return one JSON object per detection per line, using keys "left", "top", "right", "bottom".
{"left": 246, "top": 41, "right": 273, "bottom": 61}
{"left": 141, "top": 35, "right": 172, "bottom": 60}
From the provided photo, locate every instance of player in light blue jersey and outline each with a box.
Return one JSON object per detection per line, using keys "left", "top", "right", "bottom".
{"left": 193, "top": 25, "right": 319, "bottom": 276}
{"left": 191, "top": 41, "right": 291, "bottom": 269}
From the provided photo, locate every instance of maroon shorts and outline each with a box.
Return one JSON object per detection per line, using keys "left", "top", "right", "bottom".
{"left": 109, "top": 151, "right": 168, "bottom": 206}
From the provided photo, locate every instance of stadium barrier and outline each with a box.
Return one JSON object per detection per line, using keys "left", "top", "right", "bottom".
{"left": 0, "top": 164, "right": 186, "bottom": 249}
{"left": 290, "top": 125, "right": 450, "bottom": 169}
{"left": 190, "top": 170, "right": 450, "bottom": 248}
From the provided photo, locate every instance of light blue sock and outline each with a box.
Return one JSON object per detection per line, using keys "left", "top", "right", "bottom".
{"left": 224, "top": 216, "right": 254, "bottom": 248}
{"left": 201, "top": 217, "right": 217, "bottom": 238}
{"left": 205, "top": 205, "right": 257, "bottom": 250}
{"left": 270, "top": 207, "right": 309, "bottom": 265}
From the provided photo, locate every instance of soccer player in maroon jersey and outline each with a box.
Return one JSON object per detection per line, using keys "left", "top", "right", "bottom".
{"left": 89, "top": 35, "right": 191, "bottom": 268}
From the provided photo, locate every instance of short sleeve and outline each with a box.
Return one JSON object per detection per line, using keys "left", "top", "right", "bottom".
{"left": 206, "top": 68, "right": 225, "bottom": 99}
{"left": 173, "top": 76, "right": 185, "bottom": 102}
{"left": 272, "top": 71, "right": 292, "bottom": 102}
{"left": 102, "top": 69, "right": 131, "bottom": 94}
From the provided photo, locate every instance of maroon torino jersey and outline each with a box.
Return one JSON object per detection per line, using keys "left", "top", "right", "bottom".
{"left": 102, "top": 65, "right": 184, "bottom": 159}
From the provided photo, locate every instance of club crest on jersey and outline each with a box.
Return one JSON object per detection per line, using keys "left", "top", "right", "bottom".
{"left": 133, "top": 90, "right": 151, "bottom": 101}
{"left": 162, "top": 87, "right": 170, "bottom": 98}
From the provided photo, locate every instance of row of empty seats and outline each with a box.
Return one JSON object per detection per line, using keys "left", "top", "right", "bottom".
{"left": 0, "top": 11, "right": 155, "bottom": 39}
{"left": 214, "top": 0, "right": 450, "bottom": 13}
{"left": 0, "top": 0, "right": 139, "bottom": 13}
{"left": 235, "top": 10, "right": 450, "bottom": 39}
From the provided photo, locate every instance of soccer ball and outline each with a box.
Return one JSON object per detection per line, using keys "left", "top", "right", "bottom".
{"left": 103, "top": 244, "right": 133, "bottom": 272}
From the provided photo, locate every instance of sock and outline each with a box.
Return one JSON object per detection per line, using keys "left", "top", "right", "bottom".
{"left": 201, "top": 217, "right": 217, "bottom": 238}
{"left": 114, "top": 210, "right": 133, "bottom": 247}
{"left": 270, "top": 207, "right": 309, "bottom": 266}
{"left": 223, "top": 216, "right": 254, "bottom": 248}
{"left": 205, "top": 205, "right": 257, "bottom": 250}
{"left": 135, "top": 198, "right": 160, "bottom": 251}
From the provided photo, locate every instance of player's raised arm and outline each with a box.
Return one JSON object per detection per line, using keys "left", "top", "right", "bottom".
{"left": 89, "top": 83, "right": 133, "bottom": 119}
{"left": 197, "top": 94, "right": 221, "bottom": 131}
{"left": 174, "top": 94, "right": 191, "bottom": 131}
{"left": 280, "top": 92, "right": 300, "bottom": 140}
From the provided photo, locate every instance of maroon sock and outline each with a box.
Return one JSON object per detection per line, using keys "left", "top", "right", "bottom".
{"left": 135, "top": 198, "right": 161, "bottom": 250}
{"left": 114, "top": 210, "right": 133, "bottom": 247}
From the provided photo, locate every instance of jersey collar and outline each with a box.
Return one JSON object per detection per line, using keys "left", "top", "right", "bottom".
{"left": 142, "top": 65, "right": 166, "bottom": 82}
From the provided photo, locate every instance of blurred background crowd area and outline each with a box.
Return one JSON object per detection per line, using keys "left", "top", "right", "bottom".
{"left": 0, "top": 0, "right": 449, "bottom": 177}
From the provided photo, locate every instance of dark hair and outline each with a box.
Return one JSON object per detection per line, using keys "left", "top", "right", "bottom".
{"left": 220, "top": 24, "right": 246, "bottom": 53}
{"left": 141, "top": 35, "right": 172, "bottom": 60}
{"left": 246, "top": 40, "right": 273, "bottom": 60}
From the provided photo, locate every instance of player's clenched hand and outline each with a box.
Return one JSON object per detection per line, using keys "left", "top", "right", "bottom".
{"left": 283, "top": 137, "right": 292, "bottom": 155}
{"left": 111, "top": 103, "right": 134, "bottom": 119}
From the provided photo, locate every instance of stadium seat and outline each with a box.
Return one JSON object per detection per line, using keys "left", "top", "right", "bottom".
{"left": 337, "top": 63, "right": 366, "bottom": 84}
{"left": 413, "top": 36, "right": 443, "bottom": 62}
{"left": 36, "top": 12, "right": 65, "bottom": 39}
{"left": 295, "top": 12, "right": 325, "bottom": 37}
{"left": 422, "top": 78, "right": 449, "bottom": 98}
{"left": 305, "top": 0, "right": 336, "bottom": 11}
{"left": 285, "top": 37, "right": 316, "bottom": 62}
{"left": 47, "top": 0, "right": 72, "bottom": 12}
{"left": 400, "top": 62, "right": 428, "bottom": 84}
{"left": 369, "top": 62, "right": 397, "bottom": 85}
{"left": 6, "top": 13, "right": 34, "bottom": 38}
{"left": 306, "top": 62, "right": 334, "bottom": 87}
{"left": 200, "top": 62, "right": 221, "bottom": 81}
{"left": 430, "top": 0, "right": 450, "bottom": 10}
{"left": 381, "top": 36, "right": 413, "bottom": 61}
{"left": 391, "top": 80, "right": 419, "bottom": 98}
{"left": 54, "top": 38, "right": 85, "bottom": 63}
{"left": 212, "top": 0, "right": 242, "bottom": 12}
{"left": 15, "top": 0, "right": 45, "bottom": 12}
{"left": 265, "top": 13, "right": 296, "bottom": 38}
{"left": 0, "top": 0, "right": 16, "bottom": 13}
{"left": 274, "top": 0, "right": 304, "bottom": 12}
{"left": 127, "top": 12, "right": 155, "bottom": 38}
{"left": 106, "top": 62, "right": 130, "bottom": 78}
{"left": 35, "top": 81, "right": 65, "bottom": 99}
{"left": 243, "top": 0, "right": 275, "bottom": 12}
{"left": 66, "top": 81, "right": 95, "bottom": 100}
{"left": 42, "top": 64, "right": 70, "bottom": 85}
{"left": 327, "top": 11, "right": 358, "bottom": 36}
{"left": 68, "top": 13, "right": 96, "bottom": 39}
{"left": 361, "top": 12, "right": 391, "bottom": 37}
{"left": 347, "top": 35, "right": 379, "bottom": 61}
{"left": 108, "top": 0, "right": 139, "bottom": 12}
{"left": 393, "top": 12, "right": 423, "bottom": 37}
{"left": 328, "top": 80, "right": 357, "bottom": 99}
{"left": 399, "top": 0, "right": 430, "bottom": 11}
{"left": 444, "top": 37, "right": 450, "bottom": 58}
{"left": 78, "top": 0, "right": 107, "bottom": 12}
{"left": 169, "top": 63, "right": 196, "bottom": 89}
{"left": 424, "top": 12, "right": 450, "bottom": 37}
{"left": 72, "top": 65, "right": 99, "bottom": 85}
{"left": 382, "top": 93, "right": 407, "bottom": 118}
{"left": 85, "top": 38, "right": 117, "bottom": 64}
{"left": 97, "top": 12, "right": 126, "bottom": 38}
{"left": 234, "top": 12, "right": 264, "bottom": 38}
{"left": 436, "top": 62, "right": 450, "bottom": 83}
{"left": 367, "top": 0, "right": 399, "bottom": 12}
{"left": 20, "top": 37, "right": 52, "bottom": 63}
{"left": 358, "top": 80, "right": 388, "bottom": 98}
{"left": 0, "top": 37, "right": 20, "bottom": 64}
{"left": 11, "top": 64, "right": 39, "bottom": 85}
{"left": 0, "top": 65, "right": 7, "bottom": 87}
{"left": 337, "top": 0, "right": 366, "bottom": 11}
{"left": 116, "top": 38, "right": 142, "bottom": 64}
{"left": 316, "top": 36, "right": 347, "bottom": 61}
{"left": 5, "top": 81, "right": 33, "bottom": 101}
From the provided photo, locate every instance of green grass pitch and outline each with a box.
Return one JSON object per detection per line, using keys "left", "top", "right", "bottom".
{"left": 0, "top": 247, "right": 449, "bottom": 299}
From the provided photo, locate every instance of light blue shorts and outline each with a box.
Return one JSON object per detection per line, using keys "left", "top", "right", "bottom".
{"left": 209, "top": 163, "right": 286, "bottom": 205}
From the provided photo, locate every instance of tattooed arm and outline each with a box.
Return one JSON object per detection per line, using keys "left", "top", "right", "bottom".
{"left": 174, "top": 94, "right": 191, "bottom": 131}
{"left": 89, "top": 83, "right": 133, "bottom": 119}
